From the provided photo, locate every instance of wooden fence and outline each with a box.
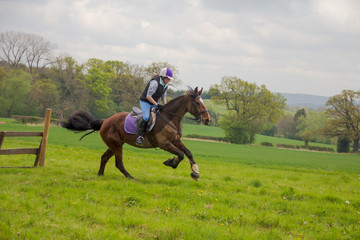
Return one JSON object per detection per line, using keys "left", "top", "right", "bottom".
{"left": 0, "top": 109, "right": 52, "bottom": 168}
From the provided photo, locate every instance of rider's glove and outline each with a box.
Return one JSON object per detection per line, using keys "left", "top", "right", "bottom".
{"left": 157, "top": 104, "right": 164, "bottom": 110}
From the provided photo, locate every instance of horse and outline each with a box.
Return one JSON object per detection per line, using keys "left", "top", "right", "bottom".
{"left": 61, "top": 87, "right": 211, "bottom": 181}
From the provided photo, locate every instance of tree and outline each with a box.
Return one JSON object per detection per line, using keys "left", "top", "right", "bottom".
{"left": 276, "top": 114, "right": 294, "bottom": 138}
{"left": 298, "top": 111, "right": 332, "bottom": 144}
{"left": 300, "top": 131, "right": 312, "bottom": 149}
{"left": 0, "top": 69, "right": 31, "bottom": 117}
{"left": 50, "top": 56, "right": 88, "bottom": 120}
{"left": 219, "top": 111, "right": 255, "bottom": 144}
{"left": 294, "top": 108, "right": 306, "bottom": 125}
{"left": 29, "top": 78, "right": 58, "bottom": 116}
{"left": 0, "top": 31, "right": 27, "bottom": 69}
{"left": 326, "top": 90, "right": 360, "bottom": 153}
{"left": 289, "top": 108, "right": 307, "bottom": 139}
{"left": 337, "top": 136, "right": 351, "bottom": 153}
{"left": 85, "top": 58, "right": 114, "bottom": 117}
{"left": 24, "top": 33, "right": 55, "bottom": 82}
{"left": 107, "top": 61, "right": 146, "bottom": 111}
{"left": 210, "top": 76, "right": 286, "bottom": 144}
{"left": 0, "top": 66, "right": 6, "bottom": 89}
{"left": 0, "top": 31, "right": 55, "bottom": 82}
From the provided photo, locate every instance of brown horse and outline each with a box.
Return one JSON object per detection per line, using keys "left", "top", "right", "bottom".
{"left": 61, "top": 87, "right": 211, "bottom": 181}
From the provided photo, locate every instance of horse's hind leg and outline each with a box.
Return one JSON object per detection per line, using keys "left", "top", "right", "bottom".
{"left": 98, "top": 149, "right": 113, "bottom": 176}
{"left": 114, "top": 147, "right": 134, "bottom": 179}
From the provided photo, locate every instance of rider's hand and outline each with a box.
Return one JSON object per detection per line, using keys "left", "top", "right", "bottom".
{"left": 157, "top": 104, "right": 164, "bottom": 110}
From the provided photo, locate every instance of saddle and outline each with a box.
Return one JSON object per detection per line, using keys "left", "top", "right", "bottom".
{"left": 124, "top": 107, "right": 157, "bottom": 135}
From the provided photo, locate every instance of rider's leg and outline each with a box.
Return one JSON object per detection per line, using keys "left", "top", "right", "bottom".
{"left": 136, "top": 101, "right": 154, "bottom": 146}
{"left": 136, "top": 119, "right": 147, "bottom": 145}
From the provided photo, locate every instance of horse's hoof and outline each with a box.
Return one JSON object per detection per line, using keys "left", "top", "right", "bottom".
{"left": 191, "top": 172, "right": 200, "bottom": 181}
{"left": 163, "top": 159, "right": 177, "bottom": 169}
{"left": 163, "top": 159, "right": 171, "bottom": 166}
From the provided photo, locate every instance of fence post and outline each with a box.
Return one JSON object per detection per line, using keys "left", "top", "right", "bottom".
{"left": 37, "top": 108, "right": 52, "bottom": 167}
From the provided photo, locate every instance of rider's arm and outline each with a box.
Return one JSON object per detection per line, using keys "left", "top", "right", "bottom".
{"left": 146, "top": 96, "right": 158, "bottom": 106}
{"left": 161, "top": 91, "right": 167, "bottom": 104}
{"left": 146, "top": 81, "right": 160, "bottom": 105}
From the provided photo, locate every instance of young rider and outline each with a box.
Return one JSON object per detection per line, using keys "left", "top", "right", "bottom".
{"left": 136, "top": 67, "right": 173, "bottom": 145}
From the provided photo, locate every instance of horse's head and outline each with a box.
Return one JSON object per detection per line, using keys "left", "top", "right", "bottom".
{"left": 187, "top": 87, "right": 211, "bottom": 125}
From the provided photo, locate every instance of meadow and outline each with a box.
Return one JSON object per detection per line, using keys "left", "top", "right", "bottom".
{"left": 182, "top": 124, "right": 337, "bottom": 151}
{"left": 0, "top": 119, "right": 359, "bottom": 239}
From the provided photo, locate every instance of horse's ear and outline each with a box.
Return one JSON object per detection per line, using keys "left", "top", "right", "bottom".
{"left": 194, "top": 87, "right": 198, "bottom": 93}
{"left": 198, "top": 87, "right": 203, "bottom": 96}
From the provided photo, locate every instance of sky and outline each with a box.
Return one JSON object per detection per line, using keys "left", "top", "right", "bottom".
{"left": 1, "top": 0, "right": 360, "bottom": 96}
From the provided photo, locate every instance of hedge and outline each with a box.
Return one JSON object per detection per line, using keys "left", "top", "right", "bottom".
{"left": 260, "top": 142, "right": 274, "bottom": 147}
{"left": 276, "top": 143, "right": 334, "bottom": 152}
{"left": 11, "top": 115, "right": 59, "bottom": 125}
{"left": 185, "top": 134, "right": 227, "bottom": 142}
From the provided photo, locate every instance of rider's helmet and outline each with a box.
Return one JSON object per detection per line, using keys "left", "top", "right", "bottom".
{"left": 159, "top": 68, "right": 173, "bottom": 80}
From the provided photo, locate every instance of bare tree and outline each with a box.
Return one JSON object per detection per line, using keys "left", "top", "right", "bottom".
{"left": 0, "top": 31, "right": 55, "bottom": 82}
{"left": 0, "top": 31, "right": 28, "bottom": 68}
{"left": 25, "top": 33, "right": 55, "bottom": 82}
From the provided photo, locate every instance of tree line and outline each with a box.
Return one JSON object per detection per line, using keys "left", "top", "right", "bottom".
{"left": 1, "top": 31, "right": 359, "bottom": 153}
{"left": 210, "top": 76, "right": 360, "bottom": 153}
{"left": 0, "top": 32, "right": 186, "bottom": 120}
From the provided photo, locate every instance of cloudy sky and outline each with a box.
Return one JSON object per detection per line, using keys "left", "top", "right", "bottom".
{"left": 1, "top": 0, "right": 359, "bottom": 96}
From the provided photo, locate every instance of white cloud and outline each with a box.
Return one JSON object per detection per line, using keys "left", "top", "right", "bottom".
{"left": 140, "top": 21, "right": 150, "bottom": 28}
{"left": 311, "top": 0, "right": 360, "bottom": 31}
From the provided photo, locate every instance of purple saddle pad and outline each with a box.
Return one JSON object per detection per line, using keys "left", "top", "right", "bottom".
{"left": 124, "top": 114, "right": 138, "bottom": 134}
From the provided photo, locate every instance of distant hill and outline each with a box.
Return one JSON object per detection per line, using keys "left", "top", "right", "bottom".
{"left": 280, "top": 93, "right": 329, "bottom": 109}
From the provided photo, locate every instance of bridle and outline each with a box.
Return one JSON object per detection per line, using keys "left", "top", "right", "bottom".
{"left": 189, "top": 98, "right": 209, "bottom": 123}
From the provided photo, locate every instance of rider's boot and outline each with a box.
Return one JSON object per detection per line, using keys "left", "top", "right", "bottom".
{"left": 136, "top": 120, "right": 148, "bottom": 146}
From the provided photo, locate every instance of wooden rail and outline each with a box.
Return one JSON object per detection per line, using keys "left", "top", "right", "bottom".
{"left": 0, "top": 109, "right": 52, "bottom": 168}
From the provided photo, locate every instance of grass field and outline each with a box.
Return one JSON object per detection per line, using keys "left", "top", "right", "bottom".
{"left": 0, "top": 119, "right": 359, "bottom": 239}
{"left": 183, "top": 124, "right": 336, "bottom": 151}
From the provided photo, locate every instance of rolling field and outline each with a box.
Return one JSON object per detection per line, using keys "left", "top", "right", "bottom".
{"left": 183, "top": 124, "right": 336, "bottom": 151}
{"left": 0, "top": 120, "right": 359, "bottom": 239}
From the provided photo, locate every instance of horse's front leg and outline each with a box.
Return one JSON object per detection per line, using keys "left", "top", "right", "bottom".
{"left": 162, "top": 141, "right": 200, "bottom": 181}
{"left": 177, "top": 140, "right": 200, "bottom": 181}
{"left": 162, "top": 142, "right": 184, "bottom": 169}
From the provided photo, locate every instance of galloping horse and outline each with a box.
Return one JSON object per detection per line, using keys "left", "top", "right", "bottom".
{"left": 61, "top": 87, "right": 211, "bottom": 181}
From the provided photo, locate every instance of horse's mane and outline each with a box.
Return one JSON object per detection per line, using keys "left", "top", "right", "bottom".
{"left": 164, "top": 87, "right": 199, "bottom": 110}
{"left": 167, "top": 87, "right": 199, "bottom": 104}
{"left": 186, "top": 87, "right": 201, "bottom": 99}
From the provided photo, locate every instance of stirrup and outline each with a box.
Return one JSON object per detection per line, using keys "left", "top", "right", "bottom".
{"left": 136, "top": 136, "right": 144, "bottom": 146}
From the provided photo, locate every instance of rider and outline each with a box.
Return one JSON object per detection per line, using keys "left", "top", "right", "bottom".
{"left": 136, "top": 67, "right": 173, "bottom": 146}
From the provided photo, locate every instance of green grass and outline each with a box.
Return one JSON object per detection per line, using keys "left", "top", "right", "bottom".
{"left": 183, "top": 124, "right": 225, "bottom": 138}
{"left": 0, "top": 120, "right": 360, "bottom": 239}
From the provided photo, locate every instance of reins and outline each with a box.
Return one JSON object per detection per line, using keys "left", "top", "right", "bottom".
{"left": 157, "top": 111, "right": 182, "bottom": 136}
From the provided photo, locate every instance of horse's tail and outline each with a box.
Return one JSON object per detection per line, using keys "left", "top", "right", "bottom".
{"left": 61, "top": 110, "right": 104, "bottom": 139}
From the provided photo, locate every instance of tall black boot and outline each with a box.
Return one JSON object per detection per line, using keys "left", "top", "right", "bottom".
{"left": 136, "top": 120, "right": 148, "bottom": 146}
